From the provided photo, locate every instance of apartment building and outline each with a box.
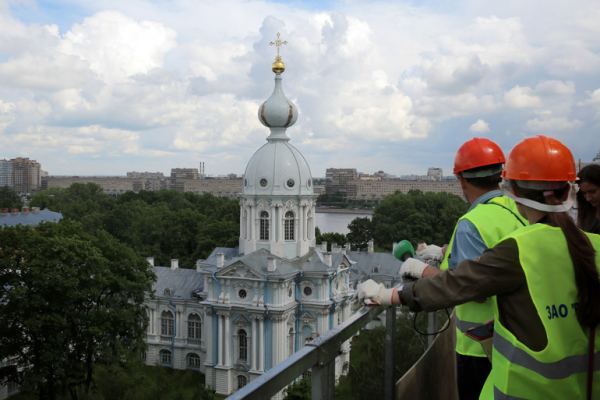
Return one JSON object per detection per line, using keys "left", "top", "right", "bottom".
{"left": 177, "top": 178, "right": 243, "bottom": 199}
{"left": 10, "top": 157, "right": 41, "bottom": 194}
{"left": 325, "top": 168, "right": 357, "bottom": 198}
{"left": 347, "top": 179, "right": 464, "bottom": 201}
{"left": 0, "top": 159, "right": 13, "bottom": 188}
{"left": 42, "top": 176, "right": 148, "bottom": 195}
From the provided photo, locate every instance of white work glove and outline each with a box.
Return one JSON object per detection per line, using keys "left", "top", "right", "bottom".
{"left": 351, "top": 279, "right": 395, "bottom": 310}
{"left": 416, "top": 243, "right": 443, "bottom": 259}
{"left": 400, "top": 258, "right": 429, "bottom": 280}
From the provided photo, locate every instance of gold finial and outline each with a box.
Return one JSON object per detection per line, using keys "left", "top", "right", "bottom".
{"left": 270, "top": 32, "right": 287, "bottom": 73}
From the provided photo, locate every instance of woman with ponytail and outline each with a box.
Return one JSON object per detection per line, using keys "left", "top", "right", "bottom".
{"left": 354, "top": 135, "right": 600, "bottom": 399}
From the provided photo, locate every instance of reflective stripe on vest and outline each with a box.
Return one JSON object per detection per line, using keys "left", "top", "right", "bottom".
{"left": 455, "top": 315, "right": 483, "bottom": 333}
{"left": 440, "top": 195, "right": 525, "bottom": 357}
{"left": 493, "top": 386, "right": 528, "bottom": 400}
{"left": 494, "top": 332, "right": 600, "bottom": 380}
{"left": 486, "top": 224, "right": 600, "bottom": 400}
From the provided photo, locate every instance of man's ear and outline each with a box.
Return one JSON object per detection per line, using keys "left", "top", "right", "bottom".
{"left": 457, "top": 173, "right": 467, "bottom": 190}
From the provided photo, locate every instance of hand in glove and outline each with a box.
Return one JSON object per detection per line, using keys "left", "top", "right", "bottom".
{"left": 416, "top": 243, "right": 443, "bottom": 259}
{"left": 351, "top": 279, "right": 395, "bottom": 309}
{"left": 400, "top": 258, "right": 430, "bottom": 280}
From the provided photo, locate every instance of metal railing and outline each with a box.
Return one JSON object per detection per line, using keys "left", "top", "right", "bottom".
{"left": 226, "top": 304, "right": 396, "bottom": 400}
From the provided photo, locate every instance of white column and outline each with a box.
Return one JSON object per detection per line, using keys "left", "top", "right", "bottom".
{"left": 218, "top": 314, "right": 223, "bottom": 366}
{"left": 278, "top": 206, "right": 284, "bottom": 242}
{"left": 252, "top": 317, "right": 257, "bottom": 370}
{"left": 297, "top": 212, "right": 302, "bottom": 243}
{"left": 155, "top": 309, "right": 160, "bottom": 335}
{"left": 240, "top": 205, "right": 244, "bottom": 239}
{"left": 250, "top": 205, "right": 255, "bottom": 241}
{"left": 150, "top": 309, "right": 155, "bottom": 334}
{"left": 246, "top": 206, "right": 251, "bottom": 239}
{"left": 259, "top": 317, "right": 265, "bottom": 371}
{"left": 270, "top": 205, "right": 276, "bottom": 243}
{"left": 224, "top": 314, "right": 230, "bottom": 366}
{"left": 305, "top": 206, "right": 309, "bottom": 240}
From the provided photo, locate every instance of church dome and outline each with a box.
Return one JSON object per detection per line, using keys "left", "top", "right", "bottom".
{"left": 243, "top": 139, "right": 313, "bottom": 196}
{"left": 243, "top": 62, "right": 312, "bottom": 196}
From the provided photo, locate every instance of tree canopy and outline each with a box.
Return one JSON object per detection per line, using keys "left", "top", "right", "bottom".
{"left": 0, "top": 185, "right": 23, "bottom": 209}
{"left": 0, "top": 220, "right": 156, "bottom": 400}
{"left": 347, "top": 190, "right": 468, "bottom": 251}
{"left": 30, "top": 184, "right": 241, "bottom": 269}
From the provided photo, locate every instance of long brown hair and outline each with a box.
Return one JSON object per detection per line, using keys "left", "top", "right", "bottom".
{"left": 576, "top": 164, "right": 600, "bottom": 232}
{"left": 511, "top": 180, "right": 600, "bottom": 327}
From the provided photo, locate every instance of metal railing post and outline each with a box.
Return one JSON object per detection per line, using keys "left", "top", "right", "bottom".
{"left": 312, "top": 359, "right": 336, "bottom": 400}
{"left": 385, "top": 306, "right": 396, "bottom": 400}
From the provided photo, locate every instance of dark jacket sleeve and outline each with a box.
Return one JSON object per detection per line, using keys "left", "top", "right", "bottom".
{"left": 402, "top": 239, "right": 525, "bottom": 312}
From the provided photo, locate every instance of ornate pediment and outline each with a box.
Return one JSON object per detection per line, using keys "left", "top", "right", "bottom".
{"left": 257, "top": 199, "right": 269, "bottom": 211}
{"left": 233, "top": 315, "right": 251, "bottom": 327}
{"left": 284, "top": 199, "right": 296, "bottom": 211}
{"left": 217, "top": 262, "right": 263, "bottom": 279}
{"left": 299, "top": 311, "right": 315, "bottom": 324}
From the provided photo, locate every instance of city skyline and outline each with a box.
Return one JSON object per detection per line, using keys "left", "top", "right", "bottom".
{"left": 1, "top": 1, "right": 599, "bottom": 177}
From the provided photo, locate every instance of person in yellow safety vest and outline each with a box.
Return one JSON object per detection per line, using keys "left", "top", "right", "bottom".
{"left": 408, "top": 137, "right": 527, "bottom": 400}
{"left": 353, "top": 135, "right": 600, "bottom": 400}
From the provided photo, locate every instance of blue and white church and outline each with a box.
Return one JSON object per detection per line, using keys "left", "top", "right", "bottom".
{"left": 143, "top": 43, "right": 355, "bottom": 398}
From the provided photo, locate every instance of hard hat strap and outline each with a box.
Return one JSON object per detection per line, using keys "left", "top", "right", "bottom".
{"left": 499, "top": 180, "right": 578, "bottom": 213}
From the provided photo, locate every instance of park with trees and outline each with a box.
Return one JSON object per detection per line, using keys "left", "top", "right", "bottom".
{"left": 2, "top": 183, "right": 466, "bottom": 399}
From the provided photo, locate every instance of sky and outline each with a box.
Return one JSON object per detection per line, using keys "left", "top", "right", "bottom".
{"left": 1, "top": 0, "right": 599, "bottom": 178}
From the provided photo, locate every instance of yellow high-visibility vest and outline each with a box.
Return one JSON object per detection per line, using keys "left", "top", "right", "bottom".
{"left": 440, "top": 196, "right": 525, "bottom": 357}
{"left": 481, "top": 224, "right": 600, "bottom": 399}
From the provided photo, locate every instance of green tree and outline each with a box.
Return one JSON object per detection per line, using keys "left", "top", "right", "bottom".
{"left": 367, "top": 190, "right": 468, "bottom": 250}
{"left": 0, "top": 186, "right": 23, "bottom": 209}
{"left": 76, "top": 352, "right": 216, "bottom": 400}
{"left": 30, "top": 186, "right": 241, "bottom": 270}
{"left": 0, "top": 220, "right": 156, "bottom": 400}
{"left": 283, "top": 379, "right": 311, "bottom": 400}
{"left": 315, "top": 227, "right": 348, "bottom": 251}
{"left": 346, "top": 217, "right": 373, "bottom": 250}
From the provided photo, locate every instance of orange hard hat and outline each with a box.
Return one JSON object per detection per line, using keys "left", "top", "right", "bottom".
{"left": 502, "top": 135, "right": 577, "bottom": 182}
{"left": 454, "top": 137, "right": 505, "bottom": 174}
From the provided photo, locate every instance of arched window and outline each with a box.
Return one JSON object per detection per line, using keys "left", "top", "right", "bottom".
{"left": 187, "top": 353, "right": 201, "bottom": 369}
{"left": 260, "top": 211, "right": 269, "bottom": 241}
{"left": 285, "top": 211, "right": 294, "bottom": 240}
{"left": 160, "top": 350, "right": 172, "bottom": 366}
{"left": 161, "top": 310, "right": 174, "bottom": 337}
{"left": 237, "top": 375, "right": 248, "bottom": 389}
{"left": 187, "top": 314, "right": 202, "bottom": 345}
{"left": 238, "top": 329, "right": 248, "bottom": 361}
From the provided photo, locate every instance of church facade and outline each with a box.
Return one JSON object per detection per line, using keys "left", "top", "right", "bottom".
{"left": 143, "top": 46, "right": 355, "bottom": 398}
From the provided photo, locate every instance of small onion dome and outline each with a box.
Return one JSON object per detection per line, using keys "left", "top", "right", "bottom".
{"left": 257, "top": 69, "right": 298, "bottom": 130}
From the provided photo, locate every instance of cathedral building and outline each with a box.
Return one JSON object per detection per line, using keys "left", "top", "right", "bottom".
{"left": 143, "top": 39, "right": 355, "bottom": 398}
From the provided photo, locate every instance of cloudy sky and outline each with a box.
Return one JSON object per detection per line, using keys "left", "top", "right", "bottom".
{"left": 1, "top": 0, "right": 599, "bottom": 178}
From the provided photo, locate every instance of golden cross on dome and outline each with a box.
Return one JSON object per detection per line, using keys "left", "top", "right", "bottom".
{"left": 269, "top": 32, "right": 287, "bottom": 61}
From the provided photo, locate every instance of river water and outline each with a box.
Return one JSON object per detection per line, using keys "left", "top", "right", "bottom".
{"left": 314, "top": 212, "right": 372, "bottom": 235}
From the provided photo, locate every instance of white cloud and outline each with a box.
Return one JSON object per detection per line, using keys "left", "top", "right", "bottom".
{"left": 469, "top": 119, "right": 490, "bottom": 133}
{"left": 1, "top": 1, "right": 600, "bottom": 176}
{"left": 535, "top": 80, "right": 575, "bottom": 96}
{"left": 525, "top": 117, "right": 584, "bottom": 133}
{"left": 504, "top": 85, "right": 543, "bottom": 108}
{"left": 578, "top": 88, "right": 600, "bottom": 106}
